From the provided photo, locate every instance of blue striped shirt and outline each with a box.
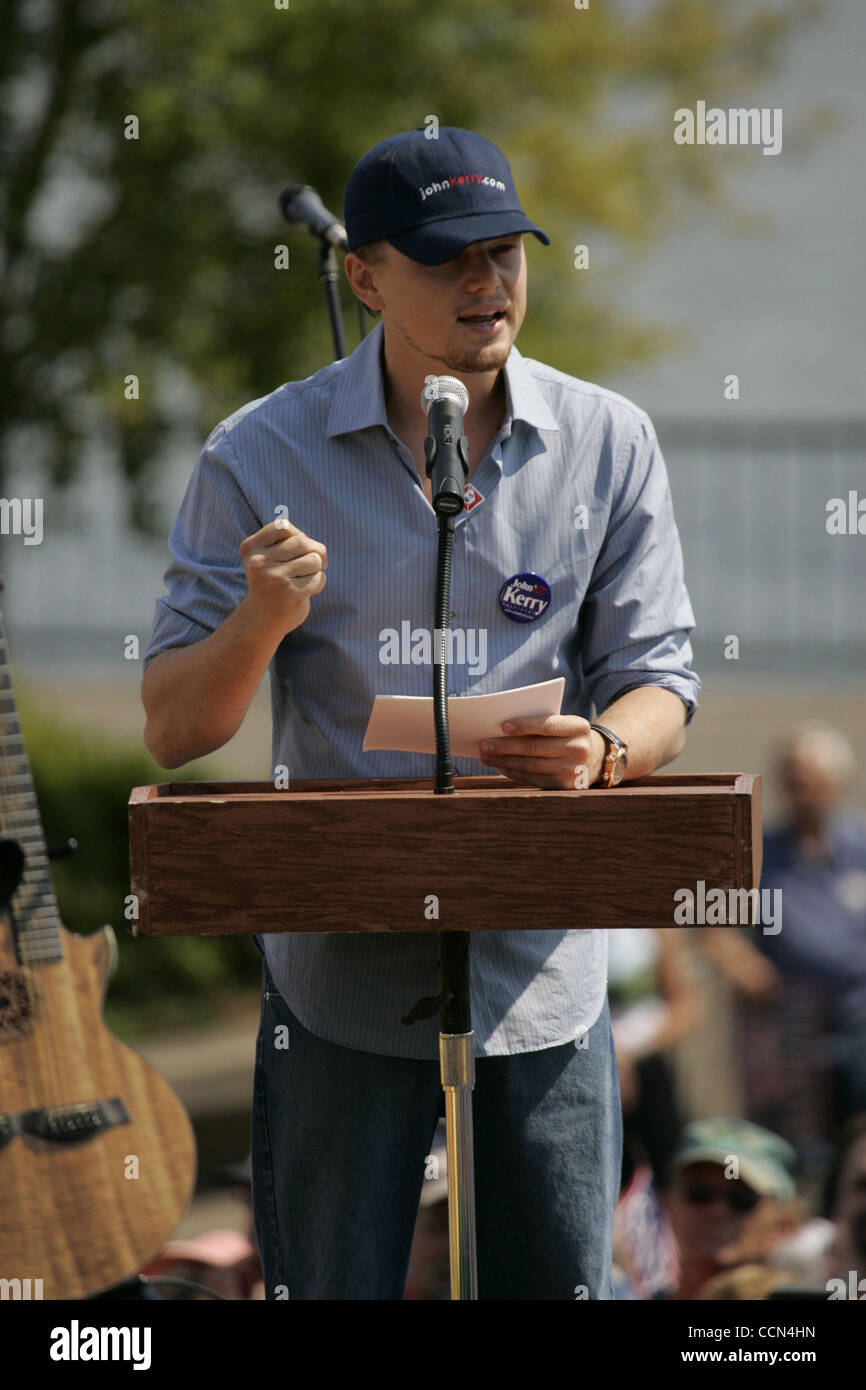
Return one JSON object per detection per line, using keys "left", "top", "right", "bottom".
{"left": 143, "top": 319, "right": 700, "bottom": 1059}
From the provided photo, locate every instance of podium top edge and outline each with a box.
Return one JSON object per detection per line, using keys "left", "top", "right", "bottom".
{"left": 129, "top": 773, "right": 760, "bottom": 804}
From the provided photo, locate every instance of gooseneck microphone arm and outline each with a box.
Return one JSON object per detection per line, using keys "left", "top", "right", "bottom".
{"left": 420, "top": 376, "right": 470, "bottom": 792}
{"left": 432, "top": 510, "right": 456, "bottom": 795}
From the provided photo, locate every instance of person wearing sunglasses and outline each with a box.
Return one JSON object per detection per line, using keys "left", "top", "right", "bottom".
{"left": 661, "top": 1118, "right": 799, "bottom": 1300}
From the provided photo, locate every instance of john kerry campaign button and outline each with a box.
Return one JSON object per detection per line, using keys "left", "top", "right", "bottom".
{"left": 499, "top": 572, "right": 551, "bottom": 622}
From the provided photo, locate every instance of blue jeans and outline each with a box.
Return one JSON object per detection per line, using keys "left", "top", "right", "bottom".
{"left": 250, "top": 949, "right": 621, "bottom": 1300}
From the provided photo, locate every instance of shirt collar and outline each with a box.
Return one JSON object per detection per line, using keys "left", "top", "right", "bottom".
{"left": 326, "top": 318, "right": 560, "bottom": 439}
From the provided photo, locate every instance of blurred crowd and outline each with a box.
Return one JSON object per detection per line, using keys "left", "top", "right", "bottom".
{"left": 610, "top": 719, "right": 866, "bottom": 1300}
{"left": 133, "top": 719, "right": 866, "bottom": 1301}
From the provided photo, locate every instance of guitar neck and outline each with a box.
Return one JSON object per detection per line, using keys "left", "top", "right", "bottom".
{"left": 0, "top": 603, "right": 63, "bottom": 965}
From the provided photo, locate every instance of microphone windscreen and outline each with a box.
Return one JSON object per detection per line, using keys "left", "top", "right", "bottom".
{"left": 420, "top": 375, "right": 469, "bottom": 416}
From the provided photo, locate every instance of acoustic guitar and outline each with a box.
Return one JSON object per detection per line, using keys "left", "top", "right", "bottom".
{"left": 0, "top": 594, "right": 196, "bottom": 1298}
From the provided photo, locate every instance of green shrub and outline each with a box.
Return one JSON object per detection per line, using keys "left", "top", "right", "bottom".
{"left": 17, "top": 695, "right": 261, "bottom": 1038}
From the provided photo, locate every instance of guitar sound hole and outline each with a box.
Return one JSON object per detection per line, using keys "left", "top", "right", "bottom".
{"left": 0, "top": 971, "right": 35, "bottom": 1038}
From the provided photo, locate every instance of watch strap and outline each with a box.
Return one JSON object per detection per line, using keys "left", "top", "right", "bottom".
{"left": 590, "top": 722, "right": 628, "bottom": 787}
{"left": 590, "top": 722, "right": 627, "bottom": 751}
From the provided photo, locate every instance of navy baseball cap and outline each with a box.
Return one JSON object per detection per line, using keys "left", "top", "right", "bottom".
{"left": 344, "top": 127, "right": 551, "bottom": 266}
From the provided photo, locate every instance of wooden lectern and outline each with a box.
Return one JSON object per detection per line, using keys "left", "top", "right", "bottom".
{"left": 128, "top": 769, "right": 761, "bottom": 1299}
{"left": 128, "top": 772, "right": 760, "bottom": 936}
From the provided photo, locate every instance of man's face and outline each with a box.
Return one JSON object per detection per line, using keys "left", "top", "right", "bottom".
{"left": 352, "top": 234, "right": 527, "bottom": 375}
{"left": 666, "top": 1162, "right": 767, "bottom": 1262}
{"left": 780, "top": 750, "right": 842, "bottom": 821}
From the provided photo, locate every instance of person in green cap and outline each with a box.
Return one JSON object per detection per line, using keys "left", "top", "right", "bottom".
{"left": 661, "top": 1117, "right": 799, "bottom": 1299}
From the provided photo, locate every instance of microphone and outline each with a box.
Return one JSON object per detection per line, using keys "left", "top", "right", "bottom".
{"left": 278, "top": 184, "right": 348, "bottom": 250}
{"left": 420, "top": 376, "right": 470, "bottom": 517}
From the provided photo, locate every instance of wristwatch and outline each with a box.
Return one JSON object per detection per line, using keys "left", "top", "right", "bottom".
{"left": 590, "top": 723, "right": 629, "bottom": 787}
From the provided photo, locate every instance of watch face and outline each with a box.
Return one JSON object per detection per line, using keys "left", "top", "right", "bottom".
{"left": 609, "top": 751, "right": 628, "bottom": 786}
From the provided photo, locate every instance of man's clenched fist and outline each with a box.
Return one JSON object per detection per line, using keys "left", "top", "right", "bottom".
{"left": 240, "top": 516, "right": 327, "bottom": 635}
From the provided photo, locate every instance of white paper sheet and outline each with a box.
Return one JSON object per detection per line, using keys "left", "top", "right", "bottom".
{"left": 362, "top": 677, "right": 566, "bottom": 758}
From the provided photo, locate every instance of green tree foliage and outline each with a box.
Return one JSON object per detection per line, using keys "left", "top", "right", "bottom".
{"left": 1, "top": 0, "right": 821, "bottom": 527}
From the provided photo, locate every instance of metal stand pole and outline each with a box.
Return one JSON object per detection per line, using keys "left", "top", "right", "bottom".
{"left": 317, "top": 242, "right": 347, "bottom": 360}
{"left": 402, "top": 937, "right": 478, "bottom": 1300}
{"left": 438, "top": 932, "right": 477, "bottom": 1298}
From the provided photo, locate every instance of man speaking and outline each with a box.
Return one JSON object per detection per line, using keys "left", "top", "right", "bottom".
{"left": 141, "top": 127, "right": 700, "bottom": 1300}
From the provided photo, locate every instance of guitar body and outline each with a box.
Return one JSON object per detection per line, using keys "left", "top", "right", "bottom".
{"left": 0, "top": 914, "right": 197, "bottom": 1299}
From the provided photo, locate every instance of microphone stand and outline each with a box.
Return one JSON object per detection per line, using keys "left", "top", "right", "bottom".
{"left": 317, "top": 243, "right": 347, "bottom": 360}
{"left": 316, "top": 241, "right": 367, "bottom": 356}
{"left": 431, "top": 507, "right": 478, "bottom": 1301}
{"left": 279, "top": 184, "right": 353, "bottom": 360}
{"left": 401, "top": 442, "right": 477, "bottom": 1299}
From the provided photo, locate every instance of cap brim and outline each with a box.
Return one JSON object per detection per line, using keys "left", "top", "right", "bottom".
{"left": 671, "top": 1148, "right": 793, "bottom": 1200}
{"left": 386, "top": 212, "right": 550, "bottom": 266}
